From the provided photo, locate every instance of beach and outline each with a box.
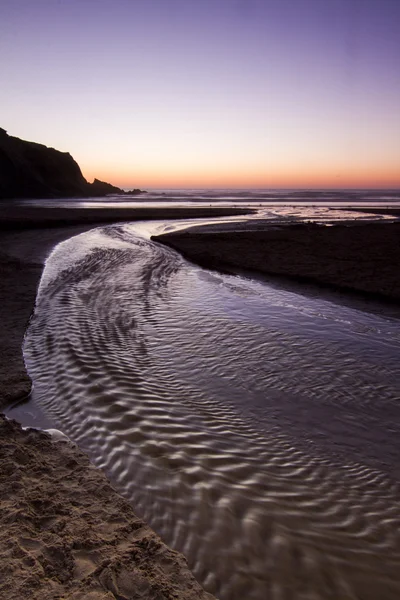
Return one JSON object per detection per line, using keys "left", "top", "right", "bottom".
{"left": 0, "top": 204, "right": 252, "bottom": 409}
{"left": 154, "top": 218, "right": 400, "bottom": 301}
{"left": 1, "top": 204, "right": 400, "bottom": 598}
{"left": 0, "top": 206, "right": 237, "bottom": 599}
{"left": 0, "top": 413, "right": 219, "bottom": 600}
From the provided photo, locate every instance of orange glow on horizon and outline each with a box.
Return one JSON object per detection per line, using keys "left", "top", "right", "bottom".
{"left": 83, "top": 164, "right": 400, "bottom": 191}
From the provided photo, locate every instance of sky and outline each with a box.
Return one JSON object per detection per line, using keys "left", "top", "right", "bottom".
{"left": 1, "top": 0, "right": 399, "bottom": 189}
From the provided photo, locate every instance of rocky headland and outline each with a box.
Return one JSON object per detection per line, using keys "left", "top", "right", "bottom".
{"left": 0, "top": 128, "right": 144, "bottom": 199}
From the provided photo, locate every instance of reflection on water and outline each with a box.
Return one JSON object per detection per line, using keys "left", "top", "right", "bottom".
{"left": 24, "top": 224, "right": 400, "bottom": 599}
{"left": 8, "top": 188, "right": 400, "bottom": 219}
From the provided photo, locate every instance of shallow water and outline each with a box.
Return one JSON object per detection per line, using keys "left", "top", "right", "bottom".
{"left": 12, "top": 185, "right": 400, "bottom": 207}
{"left": 24, "top": 223, "right": 400, "bottom": 599}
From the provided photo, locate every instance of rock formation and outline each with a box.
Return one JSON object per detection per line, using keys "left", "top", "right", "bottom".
{"left": 0, "top": 128, "right": 143, "bottom": 199}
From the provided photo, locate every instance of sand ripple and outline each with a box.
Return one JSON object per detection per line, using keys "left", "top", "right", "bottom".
{"left": 24, "top": 224, "right": 400, "bottom": 599}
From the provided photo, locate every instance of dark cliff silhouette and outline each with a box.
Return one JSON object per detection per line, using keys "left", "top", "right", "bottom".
{"left": 0, "top": 128, "right": 143, "bottom": 199}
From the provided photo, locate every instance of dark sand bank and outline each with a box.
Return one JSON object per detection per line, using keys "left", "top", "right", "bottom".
{"left": 0, "top": 204, "right": 252, "bottom": 229}
{"left": 154, "top": 220, "right": 400, "bottom": 301}
{"left": 0, "top": 224, "right": 104, "bottom": 409}
{"left": 348, "top": 207, "right": 400, "bottom": 218}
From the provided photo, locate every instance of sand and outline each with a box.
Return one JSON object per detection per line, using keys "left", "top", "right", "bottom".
{"left": 0, "top": 204, "right": 253, "bottom": 229}
{"left": 1, "top": 204, "right": 399, "bottom": 598}
{"left": 0, "top": 204, "right": 252, "bottom": 409}
{"left": 0, "top": 206, "right": 232, "bottom": 599}
{"left": 0, "top": 224, "right": 109, "bottom": 409}
{"left": 0, "top": 415, "right": 214, "bottom": 600}
{"left": 153, "top": 219, "right": 400, "bottom": 301}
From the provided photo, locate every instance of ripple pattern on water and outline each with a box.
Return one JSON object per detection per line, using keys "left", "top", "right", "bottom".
{"left": 24, "top": 224, "right": 400, "bottom": 599}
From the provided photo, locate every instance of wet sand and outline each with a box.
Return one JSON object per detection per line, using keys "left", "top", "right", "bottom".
{"left": 0, "top": 224, "right": 110, "bottom": 409}
{"left": 0, "top": 206, "right": 239, "bottom": 599}
{"left": 154, "top": 219, "right": 400, "bottom": 301}
{"left": 0, "top": 204, "right": 252, "bottom": 229}
{"left": 0, "top": 205, "right": 252, "bottom": 409}
{"left": 1, "top": 205, "right": 399, "bottom": 598}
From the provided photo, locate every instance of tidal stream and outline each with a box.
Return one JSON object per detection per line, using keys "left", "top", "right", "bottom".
{"left": 24, "top": 223, "right": 400, "bottom": 599}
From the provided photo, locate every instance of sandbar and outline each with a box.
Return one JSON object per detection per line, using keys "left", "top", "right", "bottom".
{"left": 154, "top": 219, "right": 400, "bottom": 301}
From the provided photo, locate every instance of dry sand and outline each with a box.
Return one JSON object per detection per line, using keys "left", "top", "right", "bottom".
{"left": 0, "top": 415, "right": 214, "bottom": 600}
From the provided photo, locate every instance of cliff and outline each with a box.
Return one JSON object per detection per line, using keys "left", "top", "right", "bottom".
{"left": 0, "top": 128, "right": 141, "bottom": 199}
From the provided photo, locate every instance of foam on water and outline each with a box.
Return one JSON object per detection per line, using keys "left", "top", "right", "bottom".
{"left": 24, "top": 224, "right": 400, "bottom": 599}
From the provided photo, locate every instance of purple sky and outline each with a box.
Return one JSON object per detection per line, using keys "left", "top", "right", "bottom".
{"left": 1, "top": 0, "right": 399, "bottom": 188}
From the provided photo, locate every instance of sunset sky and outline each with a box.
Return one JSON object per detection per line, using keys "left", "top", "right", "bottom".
{"left": 1, "top": 0, "right": 399, "bottom": 189}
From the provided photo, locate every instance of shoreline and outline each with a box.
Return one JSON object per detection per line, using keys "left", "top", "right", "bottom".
{"left": 1, "top": 224, "right": 113, "bottom": 409}
{"left": 0, "top": 204, "right": 253, "bottom": 229}
{"left": 0, "top": 206, "right": 237, "bottom": 599}
{"left": 1, "top": 205, "right": 399, "bottom": 598}
{"left": 0, "top": 205, "right": 253, "bottom": 409}
{"left": 154, "top": 219, "right": 400, "bottom": 302}
{"left": 0, "top": 414, "right": 214, "bottom": 600}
